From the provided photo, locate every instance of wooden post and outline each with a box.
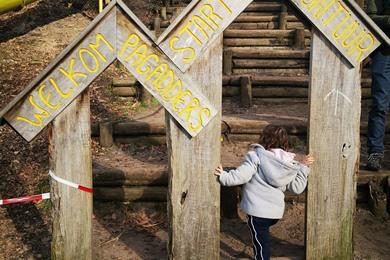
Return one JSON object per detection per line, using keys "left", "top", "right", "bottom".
{"left": 166, "top": 36, "right": 222, "bottom": 259}
{"left": 368, "top": 180, "right": 388, "bottom": 218}
{"left": 154, "top": 15, "right": 161, "bottom": 38}
{"left": 161, "top": 6, "right": 167, "bottom": 21}
{"left": 306, "top": 30, "right": 360, "bottom": 259}
{"left": 140, "top": 85, "right": 153, "bottom": 104}
{"left": 99, "top": 122, "right": 114, "bottom": 147}
{"left": 279, "top": 4, "right": 288, "bottom": 30}
{"left": 294, "top": 28, "right": 305, "bottom": 49}
{"left": 221, "top": 186, "right": 238, "bottom": 218}
{"left": 240, "top": 75, "right": 252, "bottom": 107}
{"left": 356, "top": 0, "right": 364, "bottom": 8}
{"left": 223, "top": 49, "right": 233, "bottom": 75}
{"left": 49, "top": 91, "right": 92, "bottom": 259}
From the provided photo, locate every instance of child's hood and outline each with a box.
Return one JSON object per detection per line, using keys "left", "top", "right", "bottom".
{"left": 250, "top": 144, "right": 302, "bottom": 187}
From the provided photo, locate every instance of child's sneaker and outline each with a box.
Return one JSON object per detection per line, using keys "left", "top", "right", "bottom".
{"left": 366, "top": 153, "right": 384, "bottom": 171}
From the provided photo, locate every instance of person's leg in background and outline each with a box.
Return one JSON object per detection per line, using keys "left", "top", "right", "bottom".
{"left": 367, "top": 50, "right": 390, "bottom": 170}
{"left": 247, "top": 215, "right": 278, "bottom": 260}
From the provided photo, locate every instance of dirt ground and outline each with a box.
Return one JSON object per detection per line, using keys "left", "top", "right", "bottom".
{"left": 0, "top": 1, "right": 389, "bottom": 259}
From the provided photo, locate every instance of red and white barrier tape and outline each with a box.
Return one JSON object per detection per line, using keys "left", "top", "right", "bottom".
{"left": 0, "top": 171, "right": 92, "bottom": 206}
{"left": 0, "top": 193, "right": 50, "bottom": 206}
{"left": 49, "top": 170, "right": 93, "bottom": 193}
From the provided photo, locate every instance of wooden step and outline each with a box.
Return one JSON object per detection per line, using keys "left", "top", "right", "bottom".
{"left": 235, "top": 15, "right": 299, "bottom": 23}
{"left": 228, "top": 22, "right": 307, "bottom": 30}
{"left": 93, "top": 166, "right": 390, "bottom": 202}
{"left": 224, "top": 29, "right": 311, "bottom": 38}
{"left": 228, "top": 47, "right": 310, "bottom": 59}
{"left": 245, "top": 2, "right": 282, "bottom": 12}
{"left": 224, "top": 38, "right": 311, "bottom": 47}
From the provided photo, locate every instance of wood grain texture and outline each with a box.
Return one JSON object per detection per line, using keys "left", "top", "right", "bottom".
{"left": 158, "top": 0, "right": 253, "bottom": 72}
{"left": 166, "top": 36, "right": 222, "bottom": 259}
{"left": 49, "top": 91, "right": 92, "bottom": 259}
{"left": 289, "top": 0, "right": 380, "bottom": 67}
{"left": 306, "top": 30, "right": 360, "bottom": 260}
{"left": 3, "top": 7, "right": 117, "bottom": 142}
{"left": 0, "top": 1, "right": 117, "bottom": 124}
{"left": 116, "top": 8, "right": 217, "bottom": 137}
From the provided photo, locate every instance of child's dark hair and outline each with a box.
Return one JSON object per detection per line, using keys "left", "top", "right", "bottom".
{"left": 259, "top": 125, "right": 289, "bottom": 151}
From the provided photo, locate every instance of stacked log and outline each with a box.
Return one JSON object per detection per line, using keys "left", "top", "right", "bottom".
{"left": 111, "top": 78, "right": 138, "bottom": 97}
{"left": 93, "top": 164, "right": 168, "bottom": 202}
{"left": 91, "top": 117, "right": 390, "bottom": 147}
{"left": 92, "top": 162, "right": 389, "bottom": 204}
{"left": 142, "top": 0, "right": 374, "bottom": 105}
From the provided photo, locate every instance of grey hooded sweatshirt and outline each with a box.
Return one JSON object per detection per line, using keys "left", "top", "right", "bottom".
{"left": 218, "top": 144, "right": 310, "bottom": 219}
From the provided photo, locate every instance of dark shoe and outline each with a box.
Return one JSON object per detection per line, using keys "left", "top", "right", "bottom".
{"left": 366, "top": 153, "right": 384, "bottom": 171}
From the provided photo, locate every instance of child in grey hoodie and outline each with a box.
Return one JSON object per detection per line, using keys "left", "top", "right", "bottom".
{"left": 215, "top": 125, "right": 314, "bottom": 260}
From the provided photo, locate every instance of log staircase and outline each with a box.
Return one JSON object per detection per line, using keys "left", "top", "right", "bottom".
{"left": 99, "top": 0, "right": 389, "bottom": 216}
{"left": 114, "top": 0, "right": 373, "bottom": 103}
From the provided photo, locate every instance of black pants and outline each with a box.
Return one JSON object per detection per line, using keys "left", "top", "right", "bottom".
{"left": 247, "top": 215, "right": 279, "bottom": 260}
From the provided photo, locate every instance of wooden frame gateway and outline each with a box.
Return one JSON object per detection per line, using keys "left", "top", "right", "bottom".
{"left": 0, "top": 0, "right": 389, "bottom": 259}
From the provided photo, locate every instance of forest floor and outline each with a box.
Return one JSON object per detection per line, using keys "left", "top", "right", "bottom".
{"left": 0, "top": 1, "right": 389, "bottom": 259}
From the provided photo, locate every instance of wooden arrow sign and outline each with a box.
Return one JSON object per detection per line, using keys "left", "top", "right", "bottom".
{"left": 288, "top": 0, "right": 381, "bottom": 67}
{"left": 2, "top": 5, "right": 118, "bottom": 142}
{"left": 157, "top": 0, "right": 253, "bottom": 72}
{"left": 116, "top": 5, "right": 218, "bottom": 137}
{"left": 0, "top": 1, "right": 218, "bottom": 141}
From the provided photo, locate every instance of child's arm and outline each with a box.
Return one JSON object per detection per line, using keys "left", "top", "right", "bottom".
{"left": 214, "top": 151, "right": 258, "bottom": 186}
{"left": 286, "top": 155, "right": 314, "bottom": 194}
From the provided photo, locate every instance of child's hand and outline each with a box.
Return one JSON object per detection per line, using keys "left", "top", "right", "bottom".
{"left": 302, "top": 155, "right": 315, "bottom": 166}
{"left": 214, "top": 164, "right": 224, "bottom": 176}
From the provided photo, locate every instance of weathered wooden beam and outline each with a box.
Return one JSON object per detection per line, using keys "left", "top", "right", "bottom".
{"left": 306, "top": 30, "right": 360, "bottom": 259}
{"left": 99, "top": 122, "right": 114, "bottom": 147}
{"left": 294, "top": 28, "right": 306, "bottom": 49}
{"left": 93, "top": 166, "right": 168, "bottom": 186}
{"left": 223, "top": 75, "right": 309, "bottom": 86}
{"left": 221, "top": 186, "right": 239, "bottom": 218}
{"left": 166, "top": 36, "right": 222, "bottom": 259}
{"left": 288, "top": 0, "right": 381, "bottom": 67}
{"left": 224, "top": 38, "right": 310, "bottom": 47}
{"left": 223, "top": 29, "right": 311, "bottom": 38}
{"left": 112, "top": 86, "right": 137, "bottom": 97}
{"left": 112, "top": 78, "right": 137, "bottom": 87}
{"left": 234, "top": 14, "right": 299, "bottom": 23}
{"left": 368, "top": 179, "right": 388, "bottom": 218}
{"left": 228, "top": 21, "right": 306, "bottom": 30}
{"left": 233, "top": 59, "right": 309, "bottom": 68}
{"left": 49, "top": 91, "right": 92, "bottom": 259}
{"left": 0, "top": 5, "right": 117, "bottom": 142}
{"left": 223, "top": 49, "right": 233, "bottom": 75}
{"left": 279, "top": 4, "right": 288, "bottom": 30}
{"left": 245, "top": 2, "right": 281, "bottom": 12}
{"left": 231, "top": 47, "right": 310, "bottom": 59}
{"left": 160, "top": 6, "right": 167, "bottom": 20}
{"left": 157, "top": 0, "right": 253, "bottom": 72}
{"left": 224, "top": 86, "right": 308, "bottom": 98}
{"left": 94, "top": 186, "right": 167, "bottom": 201}
{"left": 240, "top": 76, "right": 252, "bottom": 107}
{"left": 116, "top": 6, "right": 218, "bottom": 137}
{"left": 153, "top": 15, "right": 161, "bottom": 37}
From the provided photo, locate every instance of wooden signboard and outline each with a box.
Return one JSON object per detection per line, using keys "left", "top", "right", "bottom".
{"left": 157, "top": 0, "right": 253, "bottom": 72}
{"left": 0, "top": 1, "right": 220, "bottom": 141}
{"left": 2, "top": 7, "right": 117, "bottom": 142}
{"left": 117, "top": 6, "right": 217, "bottom": 137}
{"left": 288, "top": 0, "right": 380, "bottom": 67}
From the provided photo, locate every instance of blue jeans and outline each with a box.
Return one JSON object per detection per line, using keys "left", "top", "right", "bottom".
{"left": 247, "top": 215, "right": 279, "bottom": 260}
{"left": 368, "top": 50, "right": 390, "bottom": 154}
